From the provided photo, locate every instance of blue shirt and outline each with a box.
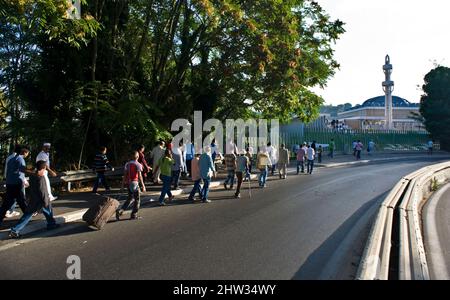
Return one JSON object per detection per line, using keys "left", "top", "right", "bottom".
{"left": 6, "top": 155, "right": 26, "bottom": 185}
{"left": 199, "top": 153, "right": 215, "bottom": 179}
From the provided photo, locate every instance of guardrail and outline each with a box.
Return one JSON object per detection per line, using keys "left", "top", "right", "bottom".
{"left": 356, "top": 161, "right": 450, "bottom": 280}
{"left": 1, "top": 168, "right": 124, "bottom": 193}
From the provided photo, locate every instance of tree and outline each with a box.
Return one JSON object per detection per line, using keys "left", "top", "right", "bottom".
{"left": 0, "top": 0, "right": 345, "bottom": 170}
{"left": 420, "top": 66, "right": 450, "bottom": 150}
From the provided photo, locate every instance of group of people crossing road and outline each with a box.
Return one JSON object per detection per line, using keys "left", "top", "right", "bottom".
{"left": 1, "top": 137, "right": 366, "bottom": 238}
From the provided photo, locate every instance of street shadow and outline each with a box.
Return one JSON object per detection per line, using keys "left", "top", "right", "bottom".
{"left": 291, "top": 190, "right": 389, "bottom": 280}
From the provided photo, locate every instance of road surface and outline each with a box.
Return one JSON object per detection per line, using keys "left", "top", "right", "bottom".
{"left": 0, "top": 156, "right": 447, "bottom": 280}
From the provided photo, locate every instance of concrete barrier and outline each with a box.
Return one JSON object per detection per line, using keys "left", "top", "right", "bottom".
{"left": 357, "top": 161, "right": 450, "bottom": 280}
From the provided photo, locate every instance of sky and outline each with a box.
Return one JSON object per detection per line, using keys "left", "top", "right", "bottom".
{"left": 314, "top": 0, "right": 450, "bottom": 106}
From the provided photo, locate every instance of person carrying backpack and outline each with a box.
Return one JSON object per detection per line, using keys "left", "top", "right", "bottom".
{"left": 256, "top": 146, "right": 272, "bottom": 188}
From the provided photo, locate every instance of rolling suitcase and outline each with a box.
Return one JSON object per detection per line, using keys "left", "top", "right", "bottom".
{"left": 82, "top": 196, "right": 120, "bottom": 230}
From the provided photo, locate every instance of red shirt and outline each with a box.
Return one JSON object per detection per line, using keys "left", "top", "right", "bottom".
{"left": 125, "top": 161, "right": 143, "bottom": 183}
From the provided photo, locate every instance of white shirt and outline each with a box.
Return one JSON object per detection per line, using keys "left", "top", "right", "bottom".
{"left": 306, "top": 148, "right": 315, "bottom": 160}
{"left": 36, "top": 151, "right": 50, "bottom": 167}
{"left": 267, "top": 146, "right": 278, "bottom": 163}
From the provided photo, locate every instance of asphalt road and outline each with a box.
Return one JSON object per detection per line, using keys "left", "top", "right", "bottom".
{"left": 0, "top": 156, "right": 448, "bottom": 280}
{"left": 424, "top": 183, "right": 450, "bottom": 279}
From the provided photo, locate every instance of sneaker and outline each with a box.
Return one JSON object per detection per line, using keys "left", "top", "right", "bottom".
{"left": 115, "top": 210, "right": 122, "bottom": 221}
{"left": 130, "top": 215, "right": 141, "bottom": 220}
{"left": 168, "top": 195, "right": 174, "bottom": 202}
{"left": 159, "top": 202, "right": 166, "bottom": 206}
{"left": 47, "top": 223, "right": 61, "bottom": 231}
{"left": 223, "top": 183, "right": 227, "bottom": 190}
{"left": 235, "top": 193, "right": 241, "bottom": 199}
{"left": 202, "top": 199, "right": 211, "bottom": 203}
{"left": 5, "top": 211, "right": 20, "bottom": 218}
{"left": 9, "top": 231, "right": 20, "bottom": 239}
{"left": 32, "top": 212, "right": 38, "bottom": 217}
{"left": 50, "top": 196, "right": 58, "bottom": 202}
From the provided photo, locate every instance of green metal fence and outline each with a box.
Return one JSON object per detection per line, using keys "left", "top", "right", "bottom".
{"left": 280, "top": 128, "right": 432, "bottom": 154}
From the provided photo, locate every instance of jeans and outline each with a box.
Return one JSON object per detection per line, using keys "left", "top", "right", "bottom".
{"left": 318, "top": 154, "right": 322, "bottom": 163}
{"left": 189, "top": 179, "right": 202, "bottom": 199}
{"left": 0, "top": 184, "right": 27, "bottom": 225}
{"left": 172, "top": 169, "right": 181, "bottom": 189}
{"left": 271, "top": 164, "right": 276, "bottom": 175}
{"left": 307, "top": 160, "right": 314, "bottom": 174}
{"left": 258, "top": 167, "right": 268, "bottom": 187}
{"left": 11, "top": 205, "right": 56, "bottom": 234}
{"left": 328, "top": 150, "right": 334, "bottom": 158}
{"left": 159, "top": 175, "right": 173, "bottom": 203}
{"left": 235, "top": 172, "right": 244, "bottom": 195}
{"left": 93, "top": 172, "right": 109, "bottom": 193}
{"left": 186, "top": 159, "right": 193, "bottom": 177}
{"left": 119, "top": 182, "right": 141, "bottom": 217}
{"left": 225, "top": 170, "right": 235, "bottom": 187}
{"left": 296, "top": 160, "right": 304, "bottom": 174}
{"left": 201, "top": 178, "right": 211, "bottom": 201}
{"left": 356, "top": 150, "right": 361, "bottom": 160}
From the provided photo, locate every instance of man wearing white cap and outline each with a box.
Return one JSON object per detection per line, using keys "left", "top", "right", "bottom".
{"left": 36, "top": 143, "right": 57, "bottom": 201}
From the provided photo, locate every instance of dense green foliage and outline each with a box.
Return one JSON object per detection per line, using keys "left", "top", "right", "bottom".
{"left": 0, "top": 0, "right": 345, "bottom": 169}
{"left": 420, "top": 66, "right": 450, "bottom": 150}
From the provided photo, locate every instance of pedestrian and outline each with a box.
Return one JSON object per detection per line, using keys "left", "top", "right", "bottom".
{"left": 185, "top": 141, "right": 195, "bottom": 177}
{"left": 223, "top": 152, "right": 237, "bottom": 190}
{"left": 92, "top": 146, "right": 114, "bottom": 193}
{"left": 171, "top": 141, "right": 185, "bottom": 190}
{"left": 278, "top": 144, "right": 289, "bottom": 179}
{"left": 153, "top": 149, "right": 175, "bottom": 206}
{"left": 355, "top": 140, "right": 363, "bottom": 160}
{"left": 36, "top": 143, "right": 58, "bottom": 201}
{"left": 199, "top": 146, "right": 216, "bottom": 203}
{"left": 187, "top": 154, "right": 202, "bottom": 202}
{"left": 267, "top": 142, "right": 278, "bottom": 176}
{"left": 306, "top": 144, "right": 315, "bottom": 175}
{"left": 292, "top": 143, "right": 300, "bottom": 156}
{"left": 244, "top": 147, "right": 253, "bottom": 181}
{"left": 311, "top": 140, "right": 317, "bottom": 154}
{"left": 0, "top": 146, "right": 31, "bottom": 227}
{"left": 328, "top": 139, "right": 335, "bottom": 158}
{"left": 317, "top": 145, "right": 323, "bottom": 163}
{"left": 137, "top": 145, "right": 151, "bottom": 182}
{"left": 116, "top": 151, "right": 146, "bottom": 220}
{"left": 235, "top": 149, "right": 249, "bottom": 198}
{"left": 427, "top": 140, "right": 433, "bottom": 155}
{"left": 296, "top": 143, "right": 307, "bottom": 174}
{"left": 256, "top": 146, "right": 272, "bottom": 188}
{"left": 367, "top": 140, "right": 375, "bottom": 156}
{"left": 151, "top": 140, "right": 165, "bottom": 185}
{"left": 352, "top": 140, "right": 357, "bottom": 156}
{"left": 3, "top": 144, "right": 22, "bottom": 218}
{"left": 211, "top": 139, "right": 218, "bottom": 162}
{"left": 8, "top": 160, "right": 60, "bottom": 238}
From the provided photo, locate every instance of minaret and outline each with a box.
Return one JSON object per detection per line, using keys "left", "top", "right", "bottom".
{"left": 382, "top": 55, "right": 394, "bottom": 130}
